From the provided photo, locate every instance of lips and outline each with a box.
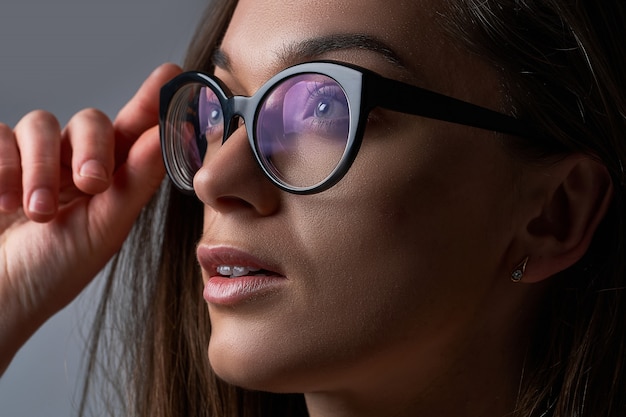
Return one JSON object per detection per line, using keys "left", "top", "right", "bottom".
{"left": 197, "top": 246, "right": 283, "bottom": 276}
{"left": 197, "top": 245, "right": 286, "bottom": 306}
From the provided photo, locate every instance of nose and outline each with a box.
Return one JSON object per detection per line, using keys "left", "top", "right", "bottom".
{"left": 193, "top": 125, "right": 281, "bottom": 215}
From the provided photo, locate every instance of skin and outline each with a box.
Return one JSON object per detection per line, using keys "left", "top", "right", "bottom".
{"left": 0, "top": 64, "right": 182, "bottom": 375}
{"left": 196, "top": 0, "right": 545, "bottom": 416}
{"left": 0, "top": 1, "right": 612, "bottom": 416}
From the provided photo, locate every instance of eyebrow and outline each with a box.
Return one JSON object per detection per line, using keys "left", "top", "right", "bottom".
{"left": 212, "top": 33, "right": 407, "bottom": 73}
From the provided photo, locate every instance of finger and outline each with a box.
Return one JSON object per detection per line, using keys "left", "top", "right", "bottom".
{"left": 72, "top": 65, "right": 181, "bottom": 269}
{"left": 87, "top": 125, "right": 165, "bottom": 255}
{"left": 14, "top": 110, "right": 62, "bottom": 222}
{"left": 113, "top": 63, "right": 183, "bottom": 160}
{"left": 0, "top": 123, "right": 22, "bottom": 212}
{"left": 63, "top": 108, "right": 115, "bottom": 195}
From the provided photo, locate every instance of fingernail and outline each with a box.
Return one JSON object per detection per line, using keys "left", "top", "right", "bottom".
{"left": 79, "top": 160, "right": 108, "bottom": 182}
{"left": 0, "top": 191, "right": 20, "bottom": 212}
{"left": 28, "top": 189, "right": 55, "bottom": 215}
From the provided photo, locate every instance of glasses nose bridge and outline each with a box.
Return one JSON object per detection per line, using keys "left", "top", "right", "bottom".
{"left": 223, "top": 95, "right": 257, "bottom": 140}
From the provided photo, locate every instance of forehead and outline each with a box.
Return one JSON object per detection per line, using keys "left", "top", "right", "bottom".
{"left": 220, "top": 0, "right": 441, "bottom": 79}
{"left": 218, "top": 0, "right": 503, "bottom": 110}
{"left": 225, "top": 0, "right": 433, "bottom": 41}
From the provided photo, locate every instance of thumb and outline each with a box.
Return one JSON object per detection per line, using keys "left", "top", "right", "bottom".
{"left": 86, "top": 63, "right": 184, "bottom": 255}
{"left": 91, "top": 124, "right": 166, "bottom": 253}
{"left": 114, "top": 63, "right": 183, "bottom": 160}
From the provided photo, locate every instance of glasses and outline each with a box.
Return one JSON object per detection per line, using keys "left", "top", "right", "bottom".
{"left": 159, "top": 60, "right": 533, "bottom": 195}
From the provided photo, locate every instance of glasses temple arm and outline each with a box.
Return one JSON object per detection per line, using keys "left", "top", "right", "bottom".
{"left": 366, "top": 74, "right": 536, "bottom": 139}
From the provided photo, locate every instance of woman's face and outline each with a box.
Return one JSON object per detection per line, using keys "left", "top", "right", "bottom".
{"left": 195, "top": 0, "right": 527, "bottom": 409}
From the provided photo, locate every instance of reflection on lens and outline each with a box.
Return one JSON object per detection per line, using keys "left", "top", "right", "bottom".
{"left": 198, "top": 86, "right": 225, "bottom": 154}
{"left": 255, "top": 74, "right": 350, "bottom": 189}
{"left": 163, "top": 83, "right": 224, "bottom": 192}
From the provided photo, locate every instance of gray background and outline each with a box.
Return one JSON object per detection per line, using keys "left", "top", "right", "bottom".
{"left": 0, "top": 0, "right": 207, "bottom": 415}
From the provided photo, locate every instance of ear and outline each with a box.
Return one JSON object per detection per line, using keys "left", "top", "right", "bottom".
{"left": 519, "top": 155, "right": 613, "bottom": 283}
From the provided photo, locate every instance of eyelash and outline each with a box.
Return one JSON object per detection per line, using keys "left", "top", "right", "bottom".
{"left": 306, "top": 82, "right": 344, "bottom": 102}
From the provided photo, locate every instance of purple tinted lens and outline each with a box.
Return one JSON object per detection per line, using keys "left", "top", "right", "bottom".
{"left": 163, "top": 83, "right": 224, "bottom": 192}
{"left": 197, "top": 86, "right": 224, "bottom": 161}
{"left": 256, "top": 73, "right": 350, "bottom": 188}
{"left": 198, "top": 86, "right": 224, "bottom": 142}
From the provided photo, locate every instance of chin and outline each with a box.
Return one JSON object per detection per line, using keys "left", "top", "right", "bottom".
{"left": 208, "top": 339, "right": 288, "bottom": 392}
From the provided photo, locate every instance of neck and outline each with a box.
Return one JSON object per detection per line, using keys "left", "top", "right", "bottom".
{"left": 303, "top": 349, "right": 521, "bottom": 417}
{"left": 302, "top": 288, "right": 540, "bottom": 417}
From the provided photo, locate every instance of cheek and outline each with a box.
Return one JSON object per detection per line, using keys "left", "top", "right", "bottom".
{"left": 287, "top": 177, "right": 440, "bottom": 317}
{"left": 207, "top": 122, "right": 518, "bottom": 391}
{"left": 267, "top": 185, "right": 474, "bottom": 391}
{"left": 289, "top": 125, "right": 517, "bottom": 329}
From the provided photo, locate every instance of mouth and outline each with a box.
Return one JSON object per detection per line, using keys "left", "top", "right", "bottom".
{"left": 196, "top": 244, "right": 289, "bottom": 307}
{"left": 197, "top": 245, "right": 283, "bottom": 275}
{"left": 197, "top": 245, "right": 287, "bottom": 306}
{"left": 215, "top": 265, "right": 278, "bottom": 278}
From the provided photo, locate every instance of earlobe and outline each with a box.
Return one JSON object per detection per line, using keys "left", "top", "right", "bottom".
{"left": 519, "top": 156, "right": 613, "bottom": 283}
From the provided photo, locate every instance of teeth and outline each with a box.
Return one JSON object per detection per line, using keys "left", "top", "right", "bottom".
{"left": 217, "top": 265, "right": 261, "bottom": 278}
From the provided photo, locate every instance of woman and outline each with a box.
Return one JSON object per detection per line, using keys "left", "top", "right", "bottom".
{"left": 1, "top": 0, "right": 625, "bottom": 416}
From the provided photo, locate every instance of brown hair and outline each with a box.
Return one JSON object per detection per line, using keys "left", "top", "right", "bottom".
{"left": 79, "top": 1, "right": 626, "bottom": 416}
{"left": 79, "top": 1, "right": 305, "bottom": 416}
{"left": 442, "top": 2, "right": 626, "bottom": 416}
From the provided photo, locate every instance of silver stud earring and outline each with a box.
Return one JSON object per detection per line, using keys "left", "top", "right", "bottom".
{"left": 511, "top": 256, "right": 529, "bottom": 283}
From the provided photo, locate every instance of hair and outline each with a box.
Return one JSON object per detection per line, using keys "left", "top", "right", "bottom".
{"left": 441, "top": 2, "right": 626, "bottom": 416}
{"left": 78, "top": 1, "right": 626, "bottom": 416}
{"left": 78, "top": 1, "right": 305, "bottom": 416}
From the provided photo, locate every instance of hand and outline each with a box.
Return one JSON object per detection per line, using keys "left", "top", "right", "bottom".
{"left": 0, "top": 63, "right": 183, "bottom": 375}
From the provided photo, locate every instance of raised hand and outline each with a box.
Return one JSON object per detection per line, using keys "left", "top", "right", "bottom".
{"left": 0, "top": 63, "right": 183, "bottom": 375}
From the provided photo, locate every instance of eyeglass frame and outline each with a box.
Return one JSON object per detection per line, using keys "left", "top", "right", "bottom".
{"left": 159, "top": 60, "right": 535, "bottom": 195}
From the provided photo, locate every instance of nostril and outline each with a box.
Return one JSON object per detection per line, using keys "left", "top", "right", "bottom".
{"left": 192, "top": 125, "right": 281, "bottom": 216}
{"left": 214, "top": 196, "right": 256, "bottom": 211}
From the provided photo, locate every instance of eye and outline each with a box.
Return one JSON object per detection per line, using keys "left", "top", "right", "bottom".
{"left": 198, "top": 87, "right": 224, "bottom": 136}
{"left": 315, "top": 99, "right": 334, "bottom": 117}
{"left": 276, "top": 78, "right": 350, "bottom": 139}
{"left": 206, "top": 106, "right": 222, "bottom": 129}
{"left": 310, "top": 96, "right": 348, "bottom": 127}
{"left": 306, "top": 83, "right": 349, "bottom": 121}
{"left": 257, "top": 74, "right": 352, "bottom": 157}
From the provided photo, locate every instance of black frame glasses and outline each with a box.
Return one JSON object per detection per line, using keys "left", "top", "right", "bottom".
{"left": 160, "top": 60, "right": 533, "bottom": 195}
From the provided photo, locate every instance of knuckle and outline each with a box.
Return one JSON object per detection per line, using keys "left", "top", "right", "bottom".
{"left": 70, "top": 108, "right": 112, "bottom": 129}
{"left": 0, "top": 125, "right": 19, "bottom": 169}
{"left": 0, "top": 123, "right": 12, "bottom": 137}
{"left": 14, "top": 111, "right": 62, "bottom": 147}
{"left": 18, "top": 110, "right": 61, "bottom": 132}
{"left": 0, "top": 157, "right": 20, "bottom": 172}
{"left": 67, "top": 108, "right": 114, "bottom": 143}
